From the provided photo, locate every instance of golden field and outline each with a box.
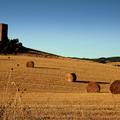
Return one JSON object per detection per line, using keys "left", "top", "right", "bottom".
{"left": 0, "top": 55, "right": 120, "bottom": 120}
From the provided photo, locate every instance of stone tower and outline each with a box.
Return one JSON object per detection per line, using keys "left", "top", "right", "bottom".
{"left": 0, "top": 23, "right": 8, "bottom": 42}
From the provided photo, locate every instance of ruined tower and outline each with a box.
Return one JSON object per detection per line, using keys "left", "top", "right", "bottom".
{"left": 0, "top": 23, "right": 8, "bottom": 42}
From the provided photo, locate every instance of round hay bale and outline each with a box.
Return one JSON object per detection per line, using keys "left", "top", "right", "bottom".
{"left": 87, "top": 82, "right": 100, "bottom": 93}
{"left": 110, "top": 80, "right": 120, "bottom": 94}
{"left": 65, "top": 73, "right": 77, "bottom": 82}
{"left": 26, "top": 61, "right": 34, "bottom": 68}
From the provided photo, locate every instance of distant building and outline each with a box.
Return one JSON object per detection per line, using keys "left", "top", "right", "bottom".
{"left": 0, "top": 23, "right": 8, "bottom": 42}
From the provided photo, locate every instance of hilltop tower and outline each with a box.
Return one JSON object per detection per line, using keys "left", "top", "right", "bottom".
{"left": 0, "top": 23, "right": 8, "bottom": 42}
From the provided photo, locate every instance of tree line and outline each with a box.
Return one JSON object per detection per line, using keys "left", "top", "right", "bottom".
{"left": 0, "top": 38, "right": 23, "bottom": 54}
{"left": 70, "top": 57, "right": 120, "bottom": 63}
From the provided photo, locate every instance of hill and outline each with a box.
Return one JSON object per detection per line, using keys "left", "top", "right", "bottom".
{"left": 1, "top": 55, "right": 120, "bottom": 119}
{"left": 18, "top": 46, "right": 62, "bottom": 58}
{"left": 0, "top": 39, "right": 62, "bottom": 59}
{"left": 70, "top": 56, "right": 120, "bottom": 64}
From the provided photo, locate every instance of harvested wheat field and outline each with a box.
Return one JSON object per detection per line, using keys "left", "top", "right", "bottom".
{"left": 0, "top": 55, "right": 120, "bottom": 120}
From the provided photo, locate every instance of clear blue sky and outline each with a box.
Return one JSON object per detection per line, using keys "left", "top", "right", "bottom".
{"left": 0, "top": 0, "right": 120, "bottom": 58}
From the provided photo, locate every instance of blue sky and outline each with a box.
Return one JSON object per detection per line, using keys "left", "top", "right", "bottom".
{"left": 0, "top": 0, "right": 120, "bottom": 58}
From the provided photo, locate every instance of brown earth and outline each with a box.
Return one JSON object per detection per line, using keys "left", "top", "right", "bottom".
{"left": 0, "top": 55, "right": 120, "bottom": 119}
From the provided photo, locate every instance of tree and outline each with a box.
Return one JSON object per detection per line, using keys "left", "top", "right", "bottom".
{"left": 0, "top": 38, "right": 23, "bottom": 54}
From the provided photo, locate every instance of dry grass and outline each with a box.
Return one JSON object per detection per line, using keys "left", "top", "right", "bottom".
{"left": 0, "top": 55, "right": 120, "bottom": 119}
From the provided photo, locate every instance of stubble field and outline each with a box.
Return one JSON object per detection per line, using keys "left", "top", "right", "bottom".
{"left": 0, "top": 55, "right": 120, "bottom": 120}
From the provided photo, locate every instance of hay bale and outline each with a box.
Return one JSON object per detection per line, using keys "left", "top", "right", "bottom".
{"left": 87, "top": 82, "right": 100, "bottom": 93}
{"left": 26, "top": 61, "right": 34, "bottom": 68}
{"left": 110, "top": 80, "right": 120, "bottom": 94}
{"left": 65, "top": 73, "right": 77, "bottom": 82}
